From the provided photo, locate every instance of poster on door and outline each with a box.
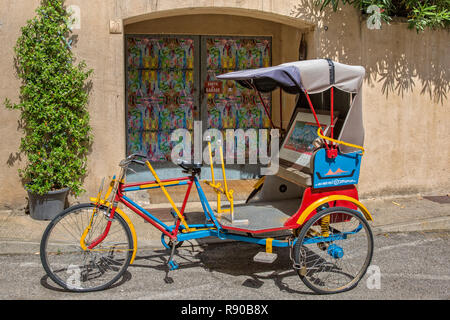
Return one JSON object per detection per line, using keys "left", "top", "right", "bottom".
{"left": 205, "top": 38, "right": 272, "bottom": 132}
{"left": 126, "top": 36, "right": 272, "bottom": 162}
{"left": 126, "top": 37, "right": 196, "bottom": 161}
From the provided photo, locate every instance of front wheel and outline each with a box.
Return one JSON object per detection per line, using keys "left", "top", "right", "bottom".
{"left": 40, "top": 203, "right": 134, "bottom": 292}
{"left": 293, "top": 207, "right": 374, "bottom": 294}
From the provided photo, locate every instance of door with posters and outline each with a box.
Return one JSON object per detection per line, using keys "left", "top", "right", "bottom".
{"left": 201, "top": 36, "right": 272, "bottom": 179}
{"left": 125, "top": 35, "right": 271, "bottom": 179}
{"left": 125, "top": 35, "right": 199, "bottom": 166}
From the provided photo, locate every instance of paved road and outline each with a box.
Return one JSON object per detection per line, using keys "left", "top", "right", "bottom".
{"left": 0, "top": 231, "right": 449, "bottom": 301}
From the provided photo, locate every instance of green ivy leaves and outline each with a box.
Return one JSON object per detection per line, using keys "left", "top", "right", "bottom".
{"left": 315, "top": 0, "right": 450, "bottom": 32}
{"left": 5, "top": 0, "right": 92, "bottom": 196}
{"left": 408, "top": 1, "right": 450, "bottom": 32}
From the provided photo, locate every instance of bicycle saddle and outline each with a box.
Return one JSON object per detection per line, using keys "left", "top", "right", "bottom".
{"left": 177, "top": 160, "right": 202, "bottom": 175}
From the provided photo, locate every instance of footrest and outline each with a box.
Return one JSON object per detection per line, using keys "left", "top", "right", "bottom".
{"left": 232, "top": 219, "right": 249, "bottom": 226}
{"left": 253, "top": 251, "right": 278, "bottom": 264}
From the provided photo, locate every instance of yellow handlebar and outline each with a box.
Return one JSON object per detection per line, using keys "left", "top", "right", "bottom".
{"left": 317, "top": 128, "right": 365, "bottom": 155}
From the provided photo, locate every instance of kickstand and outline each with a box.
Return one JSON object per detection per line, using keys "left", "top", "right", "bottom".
{"left": 164, "top": 240, "right": 179, "bottom": 284}
{"left": 163, "top": 271, "right": 174, "bottom": 284}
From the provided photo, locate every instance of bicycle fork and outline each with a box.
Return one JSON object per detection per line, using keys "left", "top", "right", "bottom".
{"left": 80, "top": 173, "right": 123, "bottom": 251}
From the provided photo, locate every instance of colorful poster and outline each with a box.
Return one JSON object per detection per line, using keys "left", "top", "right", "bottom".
{"left": 126, "top": 36, "right": 272, "bottom": 162}
{"left": 205, "top": 38, "right": 272, "bottom": 132}
{"left": 126, "top": 37, "right": 195, "bottom": 161}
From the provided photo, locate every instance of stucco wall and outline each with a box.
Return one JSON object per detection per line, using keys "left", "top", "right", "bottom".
{"left": 359, "top": 23, "right": 450, "bottom": 196}
{"left": 0, "top": 0, "right": 126, "bottom": 208}
{"left": 0, "top": 0, "right": 448, "bottom": 209}
{"left": 0, "top": 1, "right": 36, "bottom": 207}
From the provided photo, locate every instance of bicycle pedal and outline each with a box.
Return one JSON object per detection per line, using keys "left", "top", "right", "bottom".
{"left": 253, "top": 251, "right": 277, "bottom": 264}
{"left": 168, "top": 260, "right": 179, "bottom": 271}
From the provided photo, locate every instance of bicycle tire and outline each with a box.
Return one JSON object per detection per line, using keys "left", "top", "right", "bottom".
{"left": 40, "top": 203, "right": 133, "bottom": 292}
{"left": 293, "top": 207, "right": 374, "bottom": 294}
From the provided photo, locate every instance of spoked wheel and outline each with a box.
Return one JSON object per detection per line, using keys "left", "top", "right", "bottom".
{"left": 293, "top": 207, "right": 373, "bottom": 294}
{"left": 40, "top": 203, "right": 133, "bottom": 292}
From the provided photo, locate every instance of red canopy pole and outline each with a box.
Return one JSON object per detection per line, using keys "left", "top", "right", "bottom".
{"left": 304, "top": 90, "right": 330, "bottom": 152}
{"left": 330, "top": 86, "right": 334, "bottom": 147}
{"left": 328, "top": 87, "right": 338, "bottom": 158}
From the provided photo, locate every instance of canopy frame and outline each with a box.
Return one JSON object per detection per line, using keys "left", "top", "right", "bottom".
{"left": 216, "top": 59, "right": 365, "bottom": 154}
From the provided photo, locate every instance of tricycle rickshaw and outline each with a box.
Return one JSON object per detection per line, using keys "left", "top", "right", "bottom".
{"left": 40, "top": 59, "right": 374, "bottom": 294}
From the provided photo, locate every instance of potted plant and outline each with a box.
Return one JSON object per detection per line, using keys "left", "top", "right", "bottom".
{"left": 5, "top": 0, "right": 92, "bottom": 220}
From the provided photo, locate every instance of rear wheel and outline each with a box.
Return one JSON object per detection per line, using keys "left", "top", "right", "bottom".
{"left": 293, "top": 207, "right": 373, "bottom": 294}
{"left": 40, "top": 203, "right": 133, "bottom": 292}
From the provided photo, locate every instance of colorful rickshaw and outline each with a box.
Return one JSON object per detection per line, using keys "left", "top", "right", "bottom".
{"left": 40, "top": 59, "right": 374, "bottom": 294}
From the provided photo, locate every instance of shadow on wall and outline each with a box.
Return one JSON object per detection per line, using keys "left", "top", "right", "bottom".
{"left": 363, "top": 26, "right": 449, "bottom": 105}
{"left": 289, "top": 0, "right": 449, "bottom": 105}
{"left": 289, "top": 0, "right": 361, "bottom": 64}
{"left": 6, "top": 33, "right": 94, "bottom": 173}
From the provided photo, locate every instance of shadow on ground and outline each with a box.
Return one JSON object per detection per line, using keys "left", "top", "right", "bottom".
{"left": 131, "top": 240, "right": 315, "bottom": 295}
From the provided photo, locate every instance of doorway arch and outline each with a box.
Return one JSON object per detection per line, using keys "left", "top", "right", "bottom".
{"left": 122, "top": 7, "right": 314, "bottom": 183}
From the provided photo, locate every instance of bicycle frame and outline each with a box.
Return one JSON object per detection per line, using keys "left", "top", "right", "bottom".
{"left": 119, "top": 175, "right": 221, "bottom": 239}
{"left": 84, "top": 156, "right": 373, "bottom": 268}
{"left": 85, "top": 159, "right": 301, "bottom": 258}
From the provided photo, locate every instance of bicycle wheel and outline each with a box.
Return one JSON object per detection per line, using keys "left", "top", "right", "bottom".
{"left": 40, "top": 203, "right": 133, "bottom": 292}
{"left": 293, "top": 207, "right": 373, "bottom": 294}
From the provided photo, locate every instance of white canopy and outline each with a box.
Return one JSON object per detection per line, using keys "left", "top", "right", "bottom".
{"left": 217, "top": 59, "right": 365, "bottom": 94}
{"left": 282, "top": 59, "right": 365, "bottom": 94}
{"left": 217, "top": 59, "right": 366, "bottom": 153}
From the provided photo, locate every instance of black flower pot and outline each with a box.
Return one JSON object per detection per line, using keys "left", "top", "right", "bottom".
{"left": 27, "top": 188, "right": 70, "bottom": 221}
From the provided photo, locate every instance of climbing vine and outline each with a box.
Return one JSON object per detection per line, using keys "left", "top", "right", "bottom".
{"left": 5, "top": 0, "right": 93, "bottom": 196}
{"left": 315, "top": 0, "right": 450, "bottom": 32}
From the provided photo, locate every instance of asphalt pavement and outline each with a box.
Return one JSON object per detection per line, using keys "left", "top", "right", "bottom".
{"left": 0, "top": 231, "right": 448, "bottom": 301}
{"left": 0, "top": 193, "right": 449, "bottom": 301}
